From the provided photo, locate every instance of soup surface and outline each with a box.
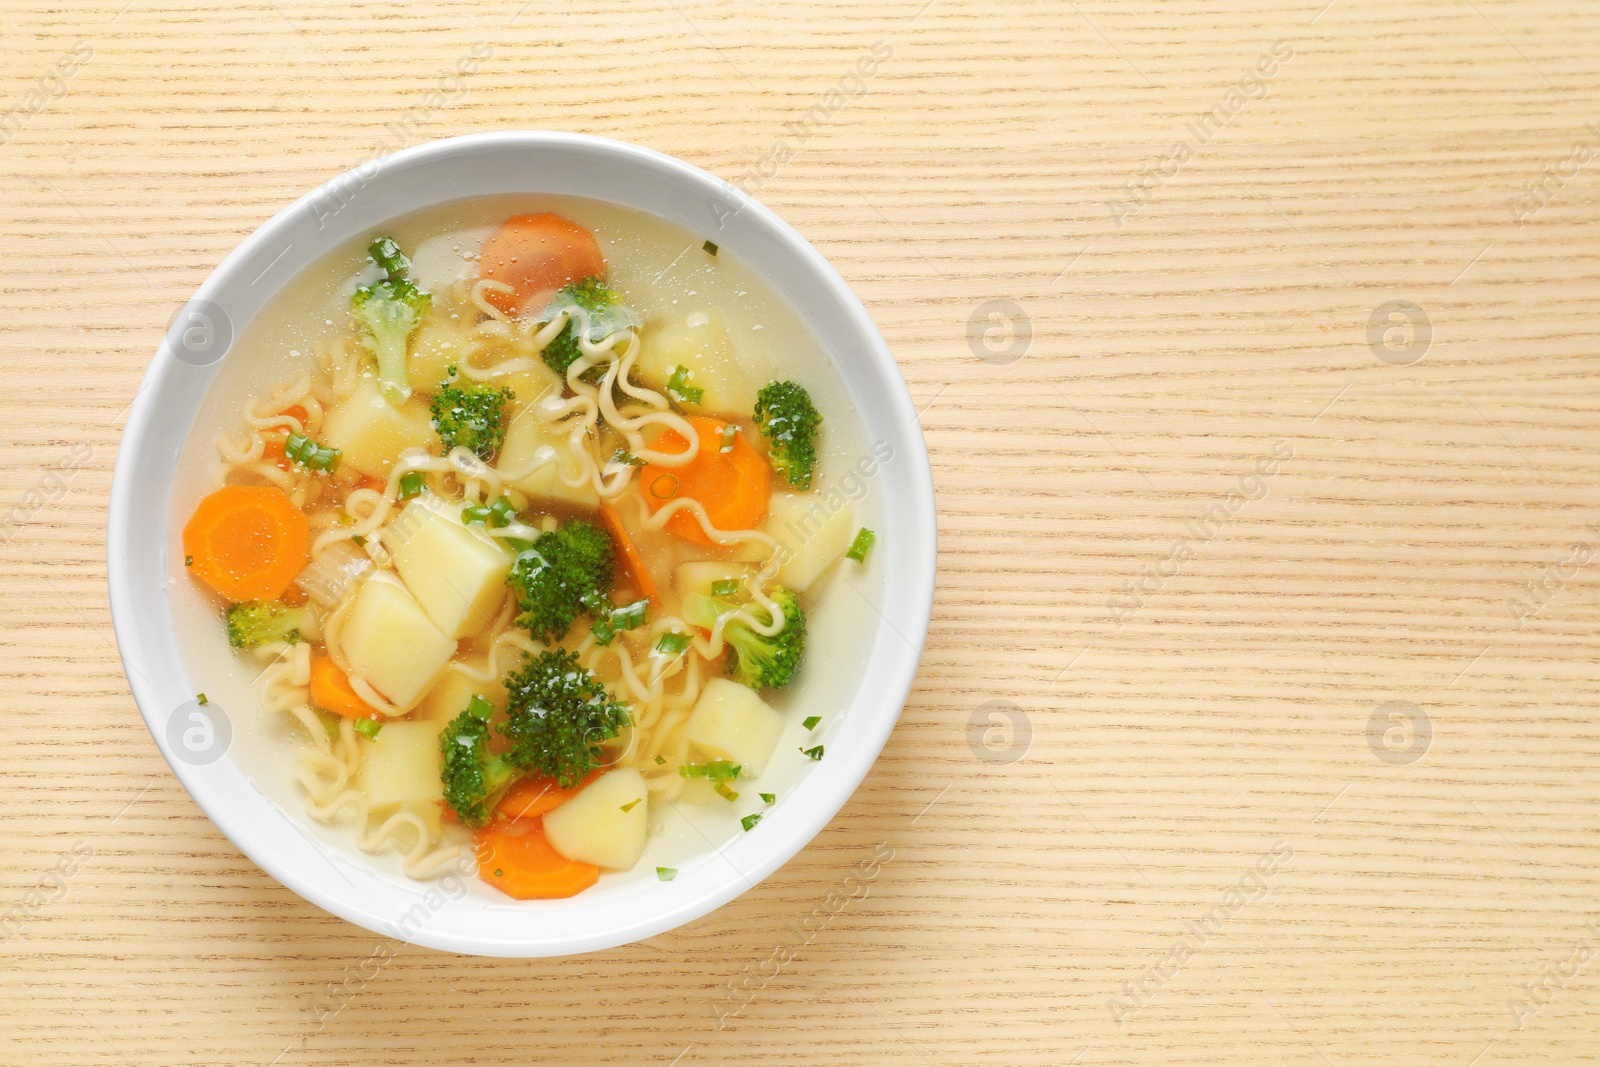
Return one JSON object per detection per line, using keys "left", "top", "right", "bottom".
{"left": 171, "top": 197, "right": 886, "bottom": 900}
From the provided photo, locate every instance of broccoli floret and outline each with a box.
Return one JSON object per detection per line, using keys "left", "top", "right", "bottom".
{"left": 753, "top": 381, "right": 821, "bottom": 490}
{"left": 225, "top": 601, "right": 307, "bottom": 649}
{"left": 506, "top": 518, "right": 615, "bottom": 642}
{"left": 352, "top": 236, "right": 430, "bottom": 404}
{"left": 501, "top": 649, "right": 631, "bottom": 787}
{"left": 430, "top": 369, "right": 513, "bottom": 461}
{"left": 683, "top": 586, "right": 806, "bottom": 690}
{"left": 439, "top": 695, "right": 521, "bottom": 827}
{"left": 542, "top": 276, "right": 618, "bottom": 376}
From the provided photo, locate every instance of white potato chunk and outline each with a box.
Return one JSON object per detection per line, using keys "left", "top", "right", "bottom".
{"left": 321, "top": 376, "right": 436, "bottom": 479}
{"left": 341, "top": 577, "right": 456, "bottom": 711}
{"left": 386, "top": 494, "right": 513, "bottom": 639}
{"left": 634, "top": 311, "right": 753, "bottom": 418}
{"left": 406, "top": 312, "right": 476, "bottom": 396}
{"left": 674, "top": 561, "right": 751, "bottom": 599}
{"left": 764, "top": 494, "right": 857, "bottom": 593}
{"left": 496, "top": 405, "right": 600, "bottom": 509}
{"left": 414, "top": 662, "right": 508, "bottom": 722}
{"left": 685, "top": 678, "right": 785, "bottom": 777}
{"left": 542, "top": 768, "right": 649, "bottom": 870}
{"left": 356, "top": 720, "right": 446, "bottom": 809}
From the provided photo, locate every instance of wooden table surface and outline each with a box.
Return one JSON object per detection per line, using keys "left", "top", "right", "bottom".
{"left": 4, "top": 0, "right": 1600, "bottom": 1063}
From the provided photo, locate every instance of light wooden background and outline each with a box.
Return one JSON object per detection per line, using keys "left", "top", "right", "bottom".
{"left": 3, "top": 0, "right": 1599, "bottom": 1063}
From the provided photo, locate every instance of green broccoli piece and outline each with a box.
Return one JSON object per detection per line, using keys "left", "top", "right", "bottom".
{"left": 439, "top": 695, "right": 521, "bottom": 827}
{"left": 352, "top": 236, "right": 430, "bottom": 404}
{"left": 430, "top": 369, "right": 513, "bottom": 461}
{"left": 753, "top": 381, "right": 822, "bottom": 490}
{"left": 542, "top": 276, "right": 618, "bottom": 376}
{"left": 501, "top": 649, "right": 631, "bottom": 787}
{"left": 225, "top": 601, "right": 307, "bottom": 649}
{"left": 506, "top": 518, "right": 615, "bottom": 642}
{"left": 682, "top": 586, "right": 806, "bottom": 690}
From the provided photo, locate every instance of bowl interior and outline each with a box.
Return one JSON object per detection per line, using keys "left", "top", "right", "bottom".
{"left": 108, "top": 132, "right": 936, "bottom": 956}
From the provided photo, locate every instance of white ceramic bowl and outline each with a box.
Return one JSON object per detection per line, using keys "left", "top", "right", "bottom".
{"left": 107, "top": 132, "right": 936, "bottom": 957}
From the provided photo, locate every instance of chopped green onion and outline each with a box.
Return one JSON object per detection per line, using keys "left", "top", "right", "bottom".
{"left": 184, "top": 555, "right": 194, "bottom": 567}
{"left": 611, "top": 449, "right": 646, "bottom": 467}
{"left": 466, "top": 695, "right": 494, "bottom": 720}
{"left": 196, "top": 692, "right": 208, "bottom": 706}
{"left": 679, "top": 761, "right": 741, "bottom": 781}
{"left": 614, "top": 599, "right": 649, "bottom": 630}
{"left": 666, "top": 365, "right": 703, "bottom": 406}
{"left": 657, "top": 866, "right": 678, "bottom": 881}
{"left": 462, "top": 497, "right": 516, "bottom": 529}
{"left": 760, "top": 793, "right": 775, "bottom": 804}
{"left": 654, "top": 754, "right": 668, "bottom": 765}
{"left": 351, "top": 534, "right": 366, "bottom": 546}
{"left": 846, "top": 527, "right": 876, "bottom": 563}
{"left": 655, "top": 631, "right": 691, "bottom": 656}
{"left": 703, "top": 240, "right": 719, "bottom": 256}
{"left": 353, "top": 717, "right": 383, "bottom": 740}
{"left": 649, "top": 472, "right": 680, "bottom": 499}
{"left": 710, "top": 578, "right": 740, "bottom": 597}
{"left": 398, "top": 471, "right": 426, "bottom": 499}
{"left": 801, "top": 745, "right": 824, "bottom": 761}
{"left": 283, "top": 432, "right": 342, "bottom": 473}
{"left": 741, "top": 813, "right": 762, "bottom": 832}
{"left": 620, "top": 798, "right": 642, "bottom": 813}
{"left": 714, "top": 781, "right": 739, "bottom": 802}
{"left": 802, "top": 715, "right": 821, "bottom": 731}
{"left": 719, "top": 424, "right": 738, "bottom": 453}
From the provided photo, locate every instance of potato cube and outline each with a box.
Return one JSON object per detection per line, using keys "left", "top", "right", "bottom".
{"left": 386, "top": 494, "right": 513, "bottom": 639}
{"left": 321, "top": 376, "right": 437, "bottom": 479}
{"left": 496, "top": 406, "right": 600, "bottom": 509}
{"left": 674, "top": 561, "right": 751, "bottom": 599}
{"left": 414, "top": 662, "right": 508, "bottom": 722}
{"left": 764, "top": 494, "right": 857, "bottom": 593}
{"left": 341, "top": 577, "right": 456, "bottom": 711}
{"left": 634, "top": 311, "right": 752, "bottom": 418}
{"left": 542, "top": 768, "right": 649, "bottom": 870}
{"left": 356, "top": 720, "right": 447, "bottom": 809}
{"left": 685, "top": 678, "right": 785, "bottom": 777}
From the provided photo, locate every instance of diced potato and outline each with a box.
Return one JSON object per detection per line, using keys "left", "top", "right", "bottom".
{"left": 386, "top": 494, "right": 513, "bottom": 639}
{"left": 498, "top": 365, "right": 563, "bottom": 414}
{"left": 542, "top": 768, "right": 649, "bottom": 870}
{"left": 341, "top": 577, "right": 456, "bottom": 711}
{"left": 685, "top": 678, "right": 785, "bottom": 777}
{"left": 674, "top": 561, "right": 751, "bottom": 599}
{"left": 406, "top": 313, "right": 477, "bottom": 395}
{"left": 356, "top": 720, "right": 447, "bottom": 809}
{"left": 496, "top": 406, "right": 600, "bottom": 509}
{"left": 634, "top": 311, "right": 753, "bottom": 418}
{"left": 321, "top": 377, "right": 436, "bottom": 479}
{"left": 764, "top": 494, "right": 856, "bottom": 593}
{"left": 414, "top": 662, "right": 508, "bottom": 722}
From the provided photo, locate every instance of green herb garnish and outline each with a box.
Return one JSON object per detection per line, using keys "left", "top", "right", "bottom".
{"left": 760, "top": 793, "right": 775, "bottom": 804}
{"left": 398, "top": 471, "right": 426, "bottom": 499}
{"left": 679, "top": 761, "right": 741, "bottom": 781}
{"left": 714, "top": 781, "right": 739, "bottom": 802}
{"left": 620, "top": 798, "right": 642, "bottom": 813}
{"left": 801, "top": 745, "right": 824, "bottom": 760}
{"left": 846, "top": 527, "right": 875, "bottom": 563}
{"left": 703, "top": 240, "right": 718, "bottom": 256}
{"left": 719, "top": 424, "right": 738, "bottom": 453}
{"left": 802, "top": 715, "right": 821, "bottom": 730}
{"left": 611, "top": 449, "right": 645, "bottom": 467}
{"left": 657, "top": 866, "right": 678, "bottom": 881}
{"left": 665, "top": 365, "right": 703, "bottom": 406}
{"left": 741, "top": 813, "right": 762, "bottom": 831}
{"left": 655, "top": 631, "right": 691, "bottom": 656}
{"left": 710, "top": 578, "right": 740, "bottom": 597}
{"left": 283, "top": 432, "right": 341, "bottom": 473}
{"left": 354, "top": 717, "right": 383, "bottom": 740}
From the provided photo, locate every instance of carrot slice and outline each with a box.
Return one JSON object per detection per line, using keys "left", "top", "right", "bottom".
{"left": 182, "top": 485, "right": 310, "bottom": 601}
{"left": 494, "top": 770, "right": 599, "bottom": 821}
{"left": 474, "top": 818, "right": 599, "bottom": 900}
{"left": 639, "top": 416, "right": 770, "bottom": 548}
{"left": 479, "top": 213, "right": 606, "bottom": 317}
{"left": 599, "top": 502, "right": 660, "bottom": 606}
{"left": 279, "top": 404, "right": 309, "bottom": 426}
{"left": 261, "top": 437, "right": 291, "bottom": 471}
{"left": 309, "top": 655, "right": 380, "bottom": 719}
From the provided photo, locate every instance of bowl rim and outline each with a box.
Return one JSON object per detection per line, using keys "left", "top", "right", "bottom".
{"left": 107, "top": 130, "right": 937, "bottom": 956}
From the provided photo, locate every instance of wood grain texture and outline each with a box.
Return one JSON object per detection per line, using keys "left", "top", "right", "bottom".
{"left": 3, "top": 0, "right": 1600, "bottom": 1063}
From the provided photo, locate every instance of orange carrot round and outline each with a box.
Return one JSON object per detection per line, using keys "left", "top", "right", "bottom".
{"left": 309, "top": 655, "right": 379, "bottom": 719}
{"left": 599, "top": 502, "right": 660, "bottom": 606}
{"left": 479, "top": 213, "right": 606, "bottom": 317}
{"left": 182, "top": 485, "right": 309, "bottom": 601}
{"left": 494, "top": 770, "right": 598, "bottom": 821}
{"left": 639, "top": 416, "right": 770, "bottom": 547}
{"left": 474, "top": 818, "right": 599, "bottom": 900}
